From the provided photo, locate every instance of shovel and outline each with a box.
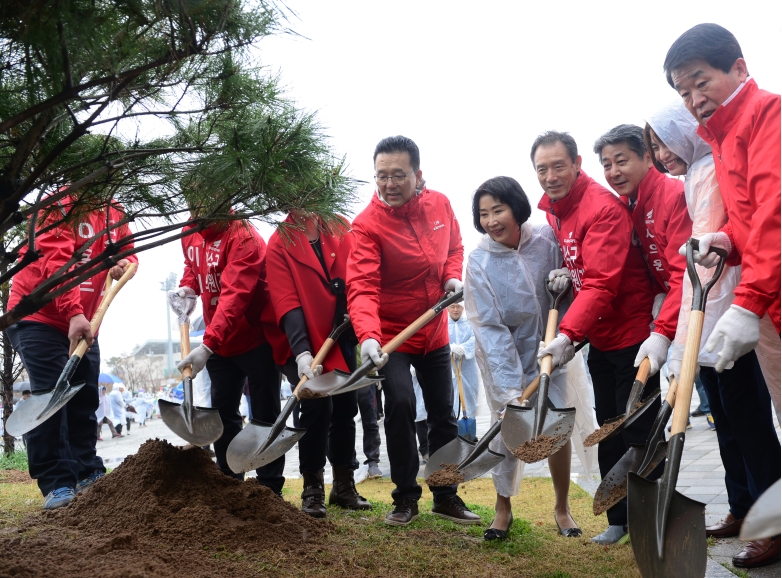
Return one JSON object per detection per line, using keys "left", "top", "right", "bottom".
{"left": 501, "top": 278, "right": 576, "bottom": 463}
{"left": 158, "top": 320, "right": 223, "bottom": 447}
{"left": 628, "top": 239, "right": 726, "bottom": 578}
{"left": 226, "top": 317, "right": 378, "bottom": 474}
{"left": 739, "top": 479, "right": 781, "bottom": 541}
{"left": 6, "top": 264, "right": 137, "bottom": 437}
{"left": 452, "top": 356, "right": 477, "bottom": 441}
{"left": 583, "top": 357, "right": 660, "bottom": 447}
{"left": 297, "top": 290, "right": 464, "bottom": 398}
{"left": 592, "top": 377, "right": 679, "bottom": 516}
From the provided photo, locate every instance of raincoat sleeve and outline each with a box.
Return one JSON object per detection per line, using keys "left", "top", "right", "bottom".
{"left": 443, "top": 200, "right": 464, "bottom": 284}
{"left": 346, "top": 225, "right": 382, "bottom": 344}
{"left": 460, "top": 324, "right": 476, "bottom": 360}
{"left": 464, "top": 256, "right": 524, "bottom": 407}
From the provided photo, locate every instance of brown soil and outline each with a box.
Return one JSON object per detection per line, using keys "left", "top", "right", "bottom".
{"left": 297, "top": 387, "right": 326, "bottom": 399}
{"left": 511, "top": 434, "right": 567, "bottom": 463}
{"left": 0, "top": 439, "right": 330, "bottom": 578}
{"left": 584, "top": 401, "right": 645, "bottom": 447}
{"left": 592, "top": 476, "right": 628, "bottom": 515}
{"left": 425, "top": 464, "right": 465, "bottom": 487}
{"left": 0, "top": 469, "right": 35, "bottom": 484}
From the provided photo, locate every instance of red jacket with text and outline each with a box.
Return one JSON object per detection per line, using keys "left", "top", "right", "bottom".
{"left": 179, "top": 221, "right": 267, "bottom": 357}
{"left": 622, "top": 168, "right": 691, "bottom": 341}
{"left": 347, "top": 189, "right": 464, "bottom": 355}
{"left": 696, "top": 79, "right": 781, "bottom": 332}
{"left": 9, "top": 196, "right": 138, "bottom": 336}
{"left": 266, "top": 215, "right": 355, "bottom": 371}
{"left": 538, "top": 171, "right": 655, "bottom": 351}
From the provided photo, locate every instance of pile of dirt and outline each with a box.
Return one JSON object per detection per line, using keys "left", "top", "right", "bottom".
{"left": 511, "top": 434, "right": 567, "bottom": 463}
{"left": 0, "top": 439, "right": 329, "bottom": 578}
{"left": 0, "top": 470, "right": 34, "bottom": 484}
{"left": 426, "top": 464, "right": 464, "bottom": 487}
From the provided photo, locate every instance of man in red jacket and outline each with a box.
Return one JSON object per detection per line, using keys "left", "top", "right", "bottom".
{"left": 664, "top": 23, "right": 781, "bottom": 569}
{"left": 172, "top": 219, "right": 283, "bottom": 494}
{"left": 7, "top": 195, "right": 137, "bottom": 509}
{"left": 532, "top": 131, "right": 658, "bottom": 544}
{"left": 593, "top": 124, "right": 691, "bottom": 376}
{"left": 265, "top": 211, "right": 373, "bottom": 517}
{"left": 347, "top": 135, "right": 479, "bottom": 527}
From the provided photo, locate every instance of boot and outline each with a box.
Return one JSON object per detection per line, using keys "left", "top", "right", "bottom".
{"left": 301, "top": 470, "right": 327, "bottom": 518}
{"left": 328, "top": 464, "right": 372, "bottom": 510}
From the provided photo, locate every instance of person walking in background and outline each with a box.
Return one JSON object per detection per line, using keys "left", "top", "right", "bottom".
{"left": 357, "top": 383, "right": 383, "bottom": 479}
{"left": 447, "top": 302, "right": 479, "bottom": 423}
{"left": 109, "top": 385, "right": 127, "bottom": 436}
{"left": 411, "top": 367, "right": 429, "bottom": 464}
{"left": 96, "top": 386, "right": 119, "bottom": 440}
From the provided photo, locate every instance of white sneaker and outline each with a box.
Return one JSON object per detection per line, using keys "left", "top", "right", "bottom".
{"left": 591, "top": 525, "right": 628, "bottom": 544}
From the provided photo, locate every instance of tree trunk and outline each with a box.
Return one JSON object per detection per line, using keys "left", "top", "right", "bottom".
{"left": 2, "top": 327, "right": 15, "bottom": 455}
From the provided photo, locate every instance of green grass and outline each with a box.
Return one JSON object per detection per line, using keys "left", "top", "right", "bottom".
{"left": 0, "top": 448, "right": 28, "bottom": 471}
{"left": 720, "top": 562, "right": 751, "bottom": 578}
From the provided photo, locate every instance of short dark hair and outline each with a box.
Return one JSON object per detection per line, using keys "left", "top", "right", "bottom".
{"left": 373, "top": 135, "right": 420, "bottom": 171}
{"left": 530, "top": 131, "right": 579, "bottom": 165}
{"left": 593, "top": 124, "right": 647, "bottom": 161}
{"left": 664, "top": 23, "right": 743, "bottom": 88}
{"left": 472, "top": 176, "right": 532, "bottom": 234}
{"left": 643, "top": 123, "right": 668, "bottom": 174}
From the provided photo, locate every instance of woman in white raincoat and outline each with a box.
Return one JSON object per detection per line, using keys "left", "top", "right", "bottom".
{"left": 464, "top": 176, "right": 597, "bottom": 541}
{"left": 109, "top": 385, "right": 127, "bottom": 435}
{"left": 447, "top": 303, "right": 480, "bottom": 419}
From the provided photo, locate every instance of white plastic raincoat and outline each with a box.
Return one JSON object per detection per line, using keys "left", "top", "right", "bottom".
{"left": 448, "top": 315, "right": 480, "bottom": 418}
{"left": 411, "top": 366, "right": 427, "bottom": 422}
{"left": 465, "top": 223, "right": 597, "bottom": 497}
{"left": 648, "top": 101, "right": 780, "bottom": 415}
{"left": 109, "top": 387, "right": 126, "bottom": 428}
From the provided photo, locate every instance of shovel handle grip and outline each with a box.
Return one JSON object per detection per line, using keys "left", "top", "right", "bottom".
{"left": 291, "top": 337, "right": 336, "bottom": 398}
{"left": 636, "top": 357, "right": 651, "bottom": 384}
{"left": 72, "top": 263, "right": 138, "bottom": 358}
{"left": 382, "top": 309, "right": 436, "bottom": 354}
{"left": 671, "top": 311, "right": 704, "bottom": 436}
{"left": 665, "top": 377, "right": 679, "bottom": 406}
{"left": 518, "top": 308, "right": 560, "bottom": 404}
{"left": 179, "top": 323, "right": 192, "bottom": 379}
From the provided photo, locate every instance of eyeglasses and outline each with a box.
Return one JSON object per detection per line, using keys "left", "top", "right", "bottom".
{"left": 374, "top": 170, "right": 414, "bottom": 185}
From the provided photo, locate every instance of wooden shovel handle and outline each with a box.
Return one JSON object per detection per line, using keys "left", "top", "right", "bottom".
{"left": 636, "top": 357, "right": 651, "bottom": 384}
{"left": 72, "top": 263, "right": 138, "bottom": 358}
{"left": 179, "top": 322, "right": 192, "bottom": 379}
{"left": 664, "top": 377, "right": 679, "bottom": 406}
{"left": 292, "top": 337, "right": 337, "bottom": 398}
{"left": 670, "top": 311, "right": 704, "bottom": 435}
{"left": 381, "top": 308, "right": 437, "bottom": 354}
{"left": 518, "top": 308, "right": 560, "bottom": 404}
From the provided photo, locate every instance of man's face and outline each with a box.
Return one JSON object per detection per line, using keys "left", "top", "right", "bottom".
{"left": 671, "top": 58, "right": 748, "bottom": 125}
{"left": 374, "top": 151, "right": 422, "bottom": 208}
{"left": 600, "top": 143, "right": 652, "bottom": 201}
{"left": 447, "top": 303, "right": 463, "bottom": 321}
{"left": 533, "top": 142, "right": 582, "bottom": 201}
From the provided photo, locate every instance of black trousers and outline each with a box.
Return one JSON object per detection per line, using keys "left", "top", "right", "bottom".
{"left": 7, "top": 321, "right": 105, "bottom": 496}
{"left": 207, "top": 342, "right": 284, "bottom": 493}
{"left": 379, "top": 344, "right": 458, "bottom": 503}
{"left": 357, "top": 384, "right": 381, "bottom": 465}
{"left": 280, "top": 357, "right": 359, "bottom": 473}
{"left": 588, "top": 341, "right": 663, "bottom": 526}
{"left": 700, "top": 351, "right": 780, "bottom": 519}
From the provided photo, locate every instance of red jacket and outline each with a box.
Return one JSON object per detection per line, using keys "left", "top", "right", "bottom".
{"left": 622, "top": 169, "right": 691, "bottom": 341}
{"left": 696, "top": 79, "right": 781, "bottom": 332}
{"left": 538, "top": 171, "right": 655, "bottom": 351}
{"left": 9, "top": 198, "right": 138, "bottom": 336}
{"left": 266, "top": 215, "right": 355, "bottom": 370}
{"left": 179, "top": 221, "right": 267, "bottom": 357}
{"left": 347, "top": 189, "right": 464, "bottom": 355}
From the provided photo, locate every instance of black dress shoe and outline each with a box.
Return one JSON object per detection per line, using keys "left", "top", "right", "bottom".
{"left": 555, "top": 514, "right": 582, "bottom": 538}
{"left": 484, "top": 514, "right": 513, "bottom": 541}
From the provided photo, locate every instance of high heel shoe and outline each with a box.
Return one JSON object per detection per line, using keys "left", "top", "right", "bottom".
{"left": 484, "top": 514, "right": 513, "bottom": 541}
{"left": 555, "top": 514, "right": 582, "bottom": 538}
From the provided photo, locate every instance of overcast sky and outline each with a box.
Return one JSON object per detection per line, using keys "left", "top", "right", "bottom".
{"left": 98, "top": 0, "right": 782, "bottom": 369}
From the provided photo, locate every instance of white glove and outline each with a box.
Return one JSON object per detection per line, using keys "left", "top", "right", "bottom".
{"left": 705, "top": 305, "right": 760, "bottom": 372}
{"left": 295, "top": 351, "right": 322, "bottom": 380}
{"left": 176, "top": 286, "right": 196, "bottom": 298}
{"left": 444, "top": 278, "right": 464, "bottom": 298}
{"left": 177, "top": 344, "right": 213, "bottom": 378}
{"left": 537, "top": 333, "right": 574, "bottom": 369}
{"left": 360, "top": 338, "right": 388, "bottom": 370}
{"left": 634, "top": 332, "right": 671, "bottom": 376}
{"left": 667, "top": 358, "right": 682, "bottom": 382}
{"left": 451, "top": 344, "right": 466, "bottom": 358}
{"left": 679, "top": 232, "right": 731, "bottom": 268}
{"left": 652, "top": 293, "right": 666, "bottom": 320}
{"left": 547, "top": 268, "right": 571, "bottom": 293}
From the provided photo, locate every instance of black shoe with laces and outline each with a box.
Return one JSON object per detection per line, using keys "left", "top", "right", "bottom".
{"left": 432, "top": 494, "right": 481, "bottom": 525}
{"left": 384, "top": 498, "right": 419, "bottom": 526}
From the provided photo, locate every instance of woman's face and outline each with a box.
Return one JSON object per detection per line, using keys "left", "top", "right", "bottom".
{"left": 650, "top": 129, "right": 687, "bottom": 176}
{"left": 478, "top": 194, "right": 520, "bottom": 249}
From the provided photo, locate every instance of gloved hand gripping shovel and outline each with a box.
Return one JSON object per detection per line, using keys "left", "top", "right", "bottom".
{"left": 158, "top": 292, "right": 223, "bottom": 446}
{"left": 7, "top": 264, "right": 138, "bottom": 437}
{"left": 628, "top": 239, "right": 726, "bottom": 578}
{"left": 297, "top": 290, "right": 465, "bottom": 398}
{"left": 225, "top": 317, "right": 375, "bottom": 474}
{"left": 592, "top": 377, "right": 679, "bottom": 516}
{"left": 452, "top": 356, "right": 477, "bottom": 441}
{"left": 500, "top": 279, "right": 576, "bottom": 463}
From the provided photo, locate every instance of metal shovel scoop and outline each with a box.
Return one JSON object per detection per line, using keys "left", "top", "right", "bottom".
{"left": 159, "top": 320, "right": 223, "bottom": 447}
{"left": 227, "top": 317, "right": 379, "bottom": 473}
{"left": 425, "top": 418, "right": 505, "bottom": 486}
{"left": 593, "top": 378, "right": 679, "bottom": 516}
{"left": 740, "top": 478, "right": 781, "bottom": 541}
{"left": 583, "top": 357, "right": 660, "bottom": 447}
{"left": 6, "top": 263, "right": 137, "bottom": 437}
{"left": 502, "top": 279, "right": 575, "bottom": 463}
{"left": 628, "top": 239, "right": 726, "bottom": 578}
{"left": 297, "top": 290, "right": 464, "bottom": 398}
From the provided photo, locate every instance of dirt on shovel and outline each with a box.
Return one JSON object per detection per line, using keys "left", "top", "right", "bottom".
{"left": 584, "top": 401, "right": 644, "bottom": 447}
{"left": 511, "top": 433, "right": 568, "bottom": 463}
{"left": 425, "top": 463, "right": 465, "bottom": 487}
{"left": 0, "top": 439, "right": 330, "bottom": 578}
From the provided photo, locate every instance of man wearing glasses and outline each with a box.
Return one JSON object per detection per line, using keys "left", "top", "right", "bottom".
{"left": 346, "top": 135, "right": 480, "bottom": 527}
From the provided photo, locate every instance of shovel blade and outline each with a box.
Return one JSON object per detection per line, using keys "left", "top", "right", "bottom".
{"left": 457, "top": 417, "right": 477, "bottom": 441}
{"left": 593, "top": 442, "right": 668, "bottom": 516}
{"left": 628, "top": 473, "right": 707, "bottom": 578}
{"left": 588, "top": 389, "right": 662, "bottom": 446}
{"left": 5, "top": 380, "right": 87, "bottom": 437}
{"left": 459, "top": 449, "right": 505, "bottom": 483}
{"left": 226, "top": 419, "right": 306, "bottom": 473}
{"left": 297, "top": 370, "right": 382, "bottom": 398}
{"left": 501, "top": 403, "right": 576, "bottom": 462}
{"left": 424, "top": 436, "right": 504, "bottom": 485}
{"left": 159, "top": 399, "right": 223, "bottom": 447}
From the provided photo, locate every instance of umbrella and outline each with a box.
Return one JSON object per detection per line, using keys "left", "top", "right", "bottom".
{"left": 190, "top": 315, "right": 206, "bottom": 337}
{"left": 98, "top": 373, "right": 124, "bottom": 384}
{"left": 13, "top": 381, "right": 30, "bottom": 393}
